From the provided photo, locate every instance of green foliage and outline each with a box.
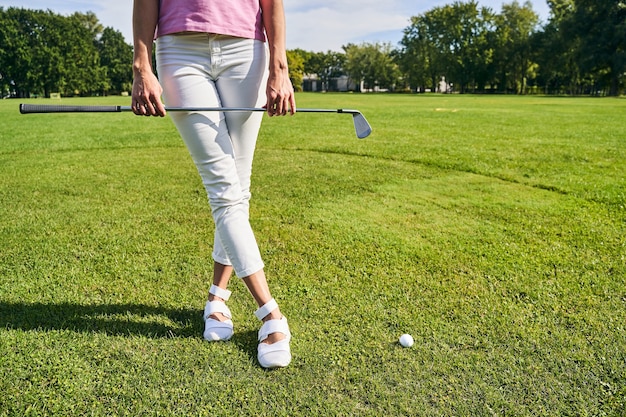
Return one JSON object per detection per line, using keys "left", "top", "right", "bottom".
{"left": 292, "top": 0, "right": 623, "bottom": 96}
{"left": 531, "top": 3, "right": 581, "bottom": 94}
{"left": 396, "top": 0, "right": 625, "bottom": 95}
{"left": 307, "top": 50, "right": 347, "bottom": 88}
{"left": 1, "top": 3, "right": 624, "bottom": 97}
{"left": 286, "top": 50, "right": 304, "bottom": 92}
{"left": 569, "top": 0, "right": 626, "bottom": 96}
{"left": 400, "top": 1, "right": 498, "bottom": 93}
{"left": 288, "top": 49, "right": 349, "bottom": 91}
{"left": 0, "top": 7, "right": 131, "bottom": 98}
{"left": 399, "top": 0, "right": 539, "bottom": 94}
{"left": 343, "top": 42, "right": 400, "bottom": 91}
{"left": 533, "top": 0, "right": 626, "bottom": 95}
{"left": 98, "top": 27, "right": 134, "bottom": 94}
{"left": 1, "top": 94, "right": 625, "bottom": 415}
{"left": 495, "top": 1, "right": 539, "bottom": 93}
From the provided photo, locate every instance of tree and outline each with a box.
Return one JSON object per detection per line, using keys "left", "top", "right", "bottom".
{"left": 399, "top": 2, "right": 496, "bottom": 93}
{"left": 533, "top": 0, "right": 580, "bottom": 94}
{"left": 0, "top": 8, "right": 30, "bottom": 97}
{"left": 420, "top": 5, "right": 457, "bottom": 91}
{"left": 0, "top": 8, "right": 39, "bottom": 97}
{"left": 494, "top": 1, "right": 539, "bottom": 94}
{"left": 72, "top": 11, "right": 103, "bottom": 38}
{"left": 399, "top": 14, "right": 442, "bottom": 92}
{"left": 306, "top": 51, "right": 346, "bottom": 91}
{"left": 570, "top": 0, "right": 626, "bottom": 96}
{"left": 43, "top": 11, "right": 106, "bottom": 96}
{"left": 441, "top": 1, "right": 496, "bottom": 93}
{"left": 98, "top": 27, "right": 133, "bottom": 94}
{"left": 343, "top": 42, "right": 400, "bottom": 91}
{"left": 286, "top": 49, "right": 305, "bottom": 92}
{"left": 0, "top": 7, "right": 130, "bottom": 97}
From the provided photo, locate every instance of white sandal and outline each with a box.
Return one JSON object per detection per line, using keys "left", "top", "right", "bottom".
{"left": 203, "top": 285, "right": 234, "bottom": 342}
{"left": 255, "top": 299, "right": 291, "bottom": 368}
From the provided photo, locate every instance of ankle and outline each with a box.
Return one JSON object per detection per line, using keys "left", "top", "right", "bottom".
{"left": 208, "top": 294, "right": 225, "bottom": 303}
{"left": 208, "top": 285, "right": 231, "bottom": 303}
{"left": 262, "top": 309, "right": 282, "bottom": 322}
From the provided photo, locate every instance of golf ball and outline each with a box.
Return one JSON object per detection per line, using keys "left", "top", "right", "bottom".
{"left": 399, "top": 334, "right": 414, "bottom": 348}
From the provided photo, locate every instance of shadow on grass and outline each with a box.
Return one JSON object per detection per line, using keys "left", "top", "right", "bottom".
{"left": 0, "top": 301, "right": 265, "bottom": 364}
{"left": 0, "top": 301, "right": 204, "bottom": 338}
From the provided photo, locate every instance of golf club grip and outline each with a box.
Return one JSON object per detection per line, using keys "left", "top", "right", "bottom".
{"left": 20, "top": 104, "right": 121, "bottom": 114}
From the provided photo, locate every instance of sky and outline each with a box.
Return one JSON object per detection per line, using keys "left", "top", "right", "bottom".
{"left": 0, "top": 0, "right": 550, "bottom": 52}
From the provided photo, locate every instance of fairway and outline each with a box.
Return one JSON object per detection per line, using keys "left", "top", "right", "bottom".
{"left": 1, "top": 94, "right": 624, "bottom": 415}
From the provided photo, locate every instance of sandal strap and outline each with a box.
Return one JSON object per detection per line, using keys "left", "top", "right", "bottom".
{"left": 258, "top": 317, "right": 291, "bottom": 342}
{"left": 204, "top": 300, "right": 232, "bottom": 320}
{"left": 254, "top": 298, "right": 278, "bottom": 321}
{"left": 209, "top": 285, "right": 231, "bottom": 301}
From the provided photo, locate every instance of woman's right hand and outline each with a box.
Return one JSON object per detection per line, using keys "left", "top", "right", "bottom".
{"left": 131, "top": 69, "right": 166, "bottom": 117}
{"left": 131, "top": 0, "right": 164, "bottom": 117}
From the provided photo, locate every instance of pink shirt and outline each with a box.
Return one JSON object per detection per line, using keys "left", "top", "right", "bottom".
{"left": 156, "top": 0, "right": 265, "bottom": 42}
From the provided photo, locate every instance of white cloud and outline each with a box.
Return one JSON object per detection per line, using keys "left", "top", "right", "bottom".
{"left": 286, "top": 6, "right": 409, "bottom": 51}
{"left": 285, "top": 0, "right": 550, "bottom": 51}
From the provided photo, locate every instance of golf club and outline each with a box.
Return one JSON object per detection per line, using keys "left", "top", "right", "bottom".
{"left": 19, "top": 104, "right": 372, "bottom": 139}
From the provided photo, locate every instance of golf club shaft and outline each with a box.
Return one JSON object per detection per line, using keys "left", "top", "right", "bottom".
{"left": 19, "top": 104, "right": 358, "bottom": 115}
{"left": 19, "top": 103, "right": 372, "bottom": 139}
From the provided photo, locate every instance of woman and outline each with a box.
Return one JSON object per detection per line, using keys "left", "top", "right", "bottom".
{"left": 131, "top": 0, "right": 296, "bottom": 368}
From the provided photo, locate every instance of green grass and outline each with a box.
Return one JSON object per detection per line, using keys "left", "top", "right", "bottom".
{"left": 1, "top": 93, "right": 625, "bottom": 416}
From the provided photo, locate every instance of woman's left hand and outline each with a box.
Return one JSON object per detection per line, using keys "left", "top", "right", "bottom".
{"left": 265, "top": 68, "right": 296, "bottom": 117}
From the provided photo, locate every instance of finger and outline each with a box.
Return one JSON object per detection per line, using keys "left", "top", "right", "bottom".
{"left": 279, "top": 93, "right": 290, "bottom": 115}
{"left": 147, "top": 93, "right": 166, "bottom": 117}
{"left": 145, "top": 101, "right": 157, "bottom": 116}
{"left": 289, "top": 95, "right": 296, "bottom": 115}
{"left": 266, "top": 86, "right": 280, "bottom": 116}
{"left": 154, "top": 100, "right": 166, "bottom": 117}
{"left": 274, "top": 99, "right": 283, "bottom": 116}
{"left": 133, "top": 99, "right": 164, "bottom": 117}
{"left": 267, "top": 102, "right": 277, "bottom": 117}
{"left": 278, "top": 96, "right": 289, "bottom": 116}
{"left": 133, "top": 102, "right": 146, "bottom": 116}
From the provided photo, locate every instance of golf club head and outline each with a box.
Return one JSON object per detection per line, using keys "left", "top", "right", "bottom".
{"left": 352, "top": 112, "right": 372, "bottom": 139}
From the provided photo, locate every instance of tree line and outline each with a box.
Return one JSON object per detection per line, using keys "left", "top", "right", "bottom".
{"left": 288, "top": 0, "right": 625, "bottom": 96}
{"left": 402, "top": 0, "right": 625, "bottom": 95}
{"left": 1, "top": 1, "right": 624, "bottom": 98}
{"left": 0, "top": 8, "right": 132, "bottom": 98}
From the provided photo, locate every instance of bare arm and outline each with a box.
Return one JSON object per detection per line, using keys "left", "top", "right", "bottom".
{"left": 260, "top": 0, "right": 296, "bottom": 116}
{"left": 131, "top": 0, "right": 166, "bottom": 116}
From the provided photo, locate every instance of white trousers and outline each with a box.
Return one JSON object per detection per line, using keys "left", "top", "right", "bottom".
{"left": 156, "top": 33, "right": 268, "bottom": 278}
